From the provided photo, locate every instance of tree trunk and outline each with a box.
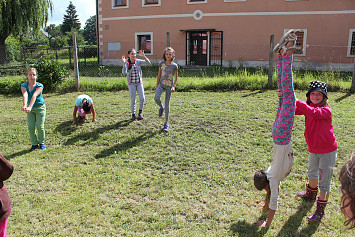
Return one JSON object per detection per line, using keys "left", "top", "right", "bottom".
{"left": 0, "top": 37, "right": 7, "bottom": 65}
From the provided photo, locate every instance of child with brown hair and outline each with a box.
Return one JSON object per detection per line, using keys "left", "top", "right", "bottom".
{"left": 339, "top": 156, "right": 355, "bottom": 229}
{"left": 295, "top": 80, "right": 338, "bottom": 222}
{"left": 154, "top": 47, "right": 178, "bottom": 132}
{"left": 21, "top": 67, "right": 46, "bottom": 151}
{"left": 253, "top": 29, "right": 298, "bottom": 227}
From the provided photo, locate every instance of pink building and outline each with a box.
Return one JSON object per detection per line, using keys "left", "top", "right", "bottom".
{"left": 97, "top": 0, "right": 355, "bottom": 71}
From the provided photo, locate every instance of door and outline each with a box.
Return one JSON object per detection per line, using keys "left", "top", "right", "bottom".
{"left": 189, "top": 32, "right": 208, "bottom": 66}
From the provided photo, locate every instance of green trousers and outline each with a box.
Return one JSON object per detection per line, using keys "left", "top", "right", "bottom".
{"left": 27, "top": 104, "right": 46, "bottom": 145}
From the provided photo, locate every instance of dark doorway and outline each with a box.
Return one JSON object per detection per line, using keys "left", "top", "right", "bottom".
{"left": 189, "top": 32, "right": 208, "bottom": 66}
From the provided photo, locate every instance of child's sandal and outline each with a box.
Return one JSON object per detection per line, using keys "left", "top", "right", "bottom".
{"left": 274, "top": 29, "right": 299, "bottom": 53}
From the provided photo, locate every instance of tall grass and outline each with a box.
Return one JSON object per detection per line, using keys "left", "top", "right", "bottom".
{"left": 1, "top": 66, "right": 352, "bottom": 94}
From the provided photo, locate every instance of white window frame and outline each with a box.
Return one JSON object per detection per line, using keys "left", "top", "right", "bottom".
{"left": 112, "top": 0, "right": 129, "bottom": 9}
{"left": 347, "top": 29, "right": 355, "bottom": 57}
{"left": 284, "top": 29, "right": 307, "bottom": 56}
{"left": 142, "top": 0, "right": 161, "bottom": 7}
{"left": 224, "top": 0, "right": 246, "bottom": 2}
{"left": 135, "top": 32, "right": 153, "bottom": 55}
{"left": 187, "top": 0, "right": 207, "bottom": 4}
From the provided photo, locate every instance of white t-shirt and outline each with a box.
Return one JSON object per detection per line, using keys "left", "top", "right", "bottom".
{"left": 267, "top": 142, "right": 293, "bottom": 210}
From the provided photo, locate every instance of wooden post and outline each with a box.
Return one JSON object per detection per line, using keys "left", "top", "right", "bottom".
{"left": 351, "top": 58, "right": 355, "bottom": 93}
{"left": 268, "top": 34, "right": 274, "bottom": 88}
{"left": 72, "top": 32, "right": 80, "bottom": 91}
{"left": 167, "top": 32, "right": 170, "bottom": 47}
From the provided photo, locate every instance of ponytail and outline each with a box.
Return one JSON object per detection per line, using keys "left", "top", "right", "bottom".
{"left": 263, "top": 188, "right": 271, "bottom": 213}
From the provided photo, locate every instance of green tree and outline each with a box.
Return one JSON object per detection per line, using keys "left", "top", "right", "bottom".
{"left": 61, "top": 1, "right": 81, "bottom": 35}
{"left": 83, "top": 16, "right": 97, "bottom": 45}
{"left": 0, "top": 0, "right": 52, "bottom": 64}
{"left": 45, "top": 24, "right": 66, "bottom": 48}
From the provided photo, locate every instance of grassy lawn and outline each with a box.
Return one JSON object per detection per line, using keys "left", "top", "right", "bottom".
{"left": 1, "top": 89, "right": 354, "bottom": 236}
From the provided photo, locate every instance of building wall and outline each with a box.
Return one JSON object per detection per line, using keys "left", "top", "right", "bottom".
{"left": 98, "top": 0, "right": 355, "bottom": 71}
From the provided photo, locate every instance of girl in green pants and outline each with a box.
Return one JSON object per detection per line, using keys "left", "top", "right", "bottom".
{"left": 21, "top": 68, "right": 46, "bottom": 152}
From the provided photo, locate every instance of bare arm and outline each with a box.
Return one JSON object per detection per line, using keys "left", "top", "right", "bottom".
{"left": 25, "top": 87, "right": 43, "bottom": 113}
{"left": 255, "top": 208, "right": 276, "bottom": 228}
{"left": 156, "top": 67, "right": 162, "bottom": 91}
{"left": 21, "top": 86, "right": 28, "bottom": 111}
{"left": 72, "top": 106, "right": 78, "bottom": 124}
{"left": 91, "top": 104, "right": 96, "bottom": 122}
{"left": 171, "top": 69, "right": 178, "bottom": 92}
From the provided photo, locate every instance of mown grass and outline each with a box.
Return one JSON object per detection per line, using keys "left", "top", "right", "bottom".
{"left": 1, "top": 89, "right": 354, "bottom": 236}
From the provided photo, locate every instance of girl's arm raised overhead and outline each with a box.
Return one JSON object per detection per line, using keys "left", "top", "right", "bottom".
{"left": 21, "top": 86, "right": 28, "bottom": 111}
{"left": 25, "top": 87, "right": 43, "bottom": 113}
{"left": 122, "top": 55, "right": 128, "bottom": 75}
{"left": 139, "top": 50, "right": 151, "bottom": 65}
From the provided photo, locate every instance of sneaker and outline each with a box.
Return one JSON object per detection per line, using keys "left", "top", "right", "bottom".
{"left": 132, "top": 114, "right": 137, "bottom": 121}
{"left": 273, "top": 29, "right": 299, "bottom": 53}
{"left": 163, "top": 122, "right": 169, "bottom": 132}
{"left": 39, "top": 144, "right": 46, "bottom": 150}
{"left": 137, "top": 113, "right": 144, "bottom": 120}
{"left": 29, "top": 145, "right": 38, "bottom": 152}
{"left": 159, "top": 106, "right": 165, "bottom": 117}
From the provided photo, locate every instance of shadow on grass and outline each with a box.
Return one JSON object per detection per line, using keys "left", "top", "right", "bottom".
{"left": 53, "top": 120, "right": 84, "bottom": 136}
{"left": 276, "top": 199, "right": 319, "bottom": 236}
{"left": 95, "top": 130, "right": 160, "bottom": 159}
{"left": 241, "top": 90, "right": 266, "bottom": 98}
{"left": 5, "top": 149, "right": 30, "bottom": 160}
{"left": 334, "top": 92, "right": 353, "bottom": 103}
{"left": 64, "top": 119, "right": 132, "bottom": 145}
{"left": 230, "top": 219, "right": 268, "bottom": 236}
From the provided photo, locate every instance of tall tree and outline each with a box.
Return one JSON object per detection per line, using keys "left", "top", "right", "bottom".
{"left": 83, "top": 16, "right": 97, "bottom": 45}
{"left": 0, "top": 0, "right": 52, "bottom": 64}
{"left": 61, "top": 1, "right": 81, "bottom": 35}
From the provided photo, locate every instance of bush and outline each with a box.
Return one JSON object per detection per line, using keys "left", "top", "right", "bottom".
{"left": 30, "top": 58, "right": 69, "bottom": 91}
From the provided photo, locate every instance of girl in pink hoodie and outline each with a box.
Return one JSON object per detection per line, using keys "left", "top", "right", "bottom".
{"left": 295, "top": 80, "right": 338, "bottom": 222}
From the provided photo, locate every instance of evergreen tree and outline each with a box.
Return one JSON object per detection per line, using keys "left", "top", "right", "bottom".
{"left": 61, "top": 1, "right": 81, "bottom": 35}
{"left": 83, "top": 16, "right": 97, "bottom": 45}
{"left": 0, "top": 0, "right": 52, "bottom": 64}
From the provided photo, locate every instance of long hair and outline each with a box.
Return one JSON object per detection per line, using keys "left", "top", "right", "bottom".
{"left": 127, "top": 48, "right": 136, "bottom": 70}
{"left": 254, "top": 170, "right": 270, "bottom": 213}
{"left": 163, "top": 47, "right": 175, "bottom": 61}
{"left": 339, "top": 156, "right": 355, "bottom": 229}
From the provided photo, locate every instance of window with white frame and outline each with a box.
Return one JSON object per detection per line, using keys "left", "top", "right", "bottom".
{"left": 347, "top": 29, "right": 355, "bottom": 57}
{"left": 284, "top": 29, "right": 307, "bottom": 56}
{"left": 188, "top": 0, "right": 207, "bottom": 4}
{"left": 143, "top": 0, "right": 160, "bottom": 7}
{"left": 113, "top": 0, "right": 128, "bottom": 8}
{"left": 135, "top": 33, "right": 153, "bottom": 54}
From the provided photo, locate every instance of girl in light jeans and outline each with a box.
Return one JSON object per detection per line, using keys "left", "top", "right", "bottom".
{"left": 122, "top": 49, "right": 151, "bottom": 121}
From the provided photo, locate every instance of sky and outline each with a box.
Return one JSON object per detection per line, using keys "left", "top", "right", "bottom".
{"left": 47, "top": 0, "right": 96, "bottom": 28}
